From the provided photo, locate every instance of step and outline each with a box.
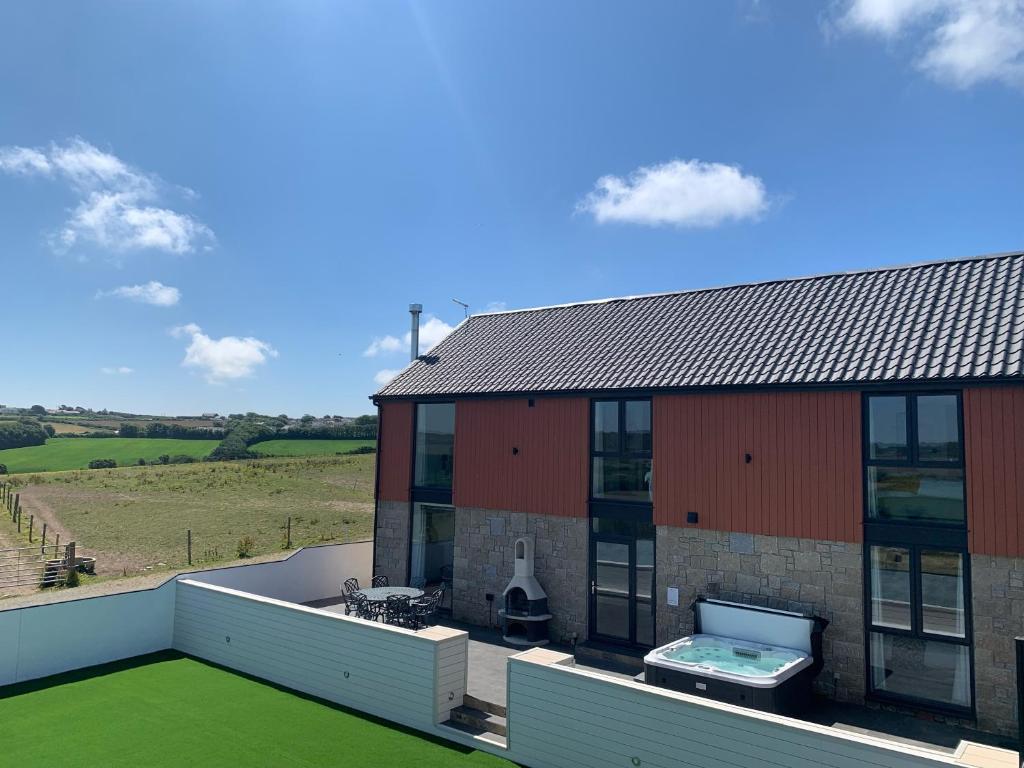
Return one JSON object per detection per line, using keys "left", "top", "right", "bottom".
{"left": 440, "top": 719, "right": 508, "bottom": 749}
{"left": 449, "top": 705, "right": 508, "bottom": 738}
{"left": 464, "top": 693, "right": 507, "bottom": 718}
{"left": 574, "top": 641, "right": 647, "bottom": 674}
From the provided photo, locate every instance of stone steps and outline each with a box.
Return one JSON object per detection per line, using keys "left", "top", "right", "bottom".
{"left": 449, "top": 704, "right": 508, "bottom": 738}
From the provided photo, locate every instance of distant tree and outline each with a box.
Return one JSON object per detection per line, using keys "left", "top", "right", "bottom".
{"left": 277, "top": 414, "right": 289, "bottom": 421}
{"left": 158, "top": 454, "right": 171, "bottom": 465}
{"left": 353, "top": 414, "right": 378, "bottom": 427}
{"left": 118, "top": 423, "right": 140, "bottom": 438}
{"left": 0, "top": 419, "right": 48, "bottom": 450}
{"left": 42, "top": 424, "right": 55, "bottom": 437}
{"left": 88, "top": 458, "right": 117, "bottom": 469}
{"left": 137, "top": 458, "right": 147, "bottom": 466}
{"left": 300, "top": 414, "right": 314, "bottom": 424}
{"left": 0, "top": 464, "right": 7, "bottom": 475}
{"left": 29, "top": 405, "right": 46, "bottom": 415}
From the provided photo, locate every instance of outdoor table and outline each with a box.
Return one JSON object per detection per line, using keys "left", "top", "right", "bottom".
{"left": 354, "top": 586, "right": 424, "bottom": 604}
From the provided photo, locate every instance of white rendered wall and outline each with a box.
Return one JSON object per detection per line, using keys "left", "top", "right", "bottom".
{"left": 0, "top": 581, "right": 175, "bottom": 686}
{"left": 184, "top": 541, "right": 372, "bottom": 604}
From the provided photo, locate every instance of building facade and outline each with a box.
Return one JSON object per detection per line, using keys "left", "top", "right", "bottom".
{"left": 372, "top": 253, "right": 1024, "bottom": 736}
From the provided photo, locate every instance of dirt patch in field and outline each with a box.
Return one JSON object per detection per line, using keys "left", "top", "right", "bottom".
{"left": 15, "top": 485, "right": 148, "bottom": 576}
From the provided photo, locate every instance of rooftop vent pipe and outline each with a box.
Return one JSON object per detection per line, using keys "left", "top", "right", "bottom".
{"left": 409, "top": 303, "right": 422, "bottom": 361}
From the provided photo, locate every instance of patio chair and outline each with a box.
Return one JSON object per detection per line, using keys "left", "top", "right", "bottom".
{"left": 411, "top": 589, "right": 443, "bottom": 629}
{"left": 384, "top": 594, "right": 413, "bottom": 627}
{"left": 371, "top": 574, "right": 389, "bottom": 588}
{"left": 350, "top": 593, "right": 376, "bottom": 622}
{"left": 340, "top": 578, "right": 361, "bottom": 615}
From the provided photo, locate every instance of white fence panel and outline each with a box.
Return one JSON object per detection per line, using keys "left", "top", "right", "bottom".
{"left": 506, "top": 650, "right": 966, "bottom": 768}
{"left": 173, "top": 579, "right": 467, "bottom": 731}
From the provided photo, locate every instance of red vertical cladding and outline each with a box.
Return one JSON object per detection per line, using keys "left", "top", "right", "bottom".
{"left": 653, "top": 391, "right": 862, "bottom": 543}
{"left": 965, "top": 386, "right": 1024, "bottom": 557}
{"left": 453, "top": 397, "right": 589, "bottom": 518}
{"left": 377, "top": 401, "right": 413, "bottom": 503}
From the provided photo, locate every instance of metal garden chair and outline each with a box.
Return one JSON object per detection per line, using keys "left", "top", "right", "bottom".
{"left": 371, "top": 574, "right": 389, "bottom": 587}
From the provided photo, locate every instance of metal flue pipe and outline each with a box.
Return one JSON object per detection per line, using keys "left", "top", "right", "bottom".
{"left": 409, "top": 303, "right": 422, "bottom": 361}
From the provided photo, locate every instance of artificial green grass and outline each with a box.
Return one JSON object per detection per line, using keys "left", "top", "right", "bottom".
{"left": 248, "top": 439, "right": 376, "bottom": 458}
{"left": 0, "top": 652, "right": 510, "bottom": 768}
{"left": 0, "top": 438, "right": 220, "bottom": 473}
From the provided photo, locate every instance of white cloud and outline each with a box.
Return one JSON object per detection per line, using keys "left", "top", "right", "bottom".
{"left": 0, "top": 146, "right": 51, "bottom": 175}
{"left": 100, "top": 281, "right": 181, "bottom": 307}
{"left": 374, "top": 368, "right": 401, "bottom": 385}
{"left": 410, "top": 316, "right": 455, "bottom": 353}
{"left": 0, "top": 138, "right": 214, "bottom": 255}
{"left": 100, "top": 366, "right": 134, "bottom": 375}
{"left": 836, "top": 0, "right": 1024, "bottom": 89}
{"left": 171, "top": 323, "right": 277, "bottom": 383}
{"left": 577, "top": 159, "right": 768, "bottom": 228}
{"left": 364, "top": 315, "right": 455, "bottom": 359}
{"left": 485, "top": 301, "right": 508, "bottom": 312}
{"left": 363, "top": 335, "right": 403, "bottom": 357}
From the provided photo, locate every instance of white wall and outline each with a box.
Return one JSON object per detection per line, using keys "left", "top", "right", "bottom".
{"left": 504, "top": 649, "right": 971, "bottom": 768}
{"left": 184, "top": 541, "right": 372, "bottom": 604}
{"left": 0, "top": 581, "right": 175, "bottom": 686}
{"left": 173, "top": 579, "right": 467, "bottom": 730}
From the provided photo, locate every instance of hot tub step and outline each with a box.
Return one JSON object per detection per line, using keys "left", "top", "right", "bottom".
{"left": 449, "top": 705, "right": 508, "bottom": 737}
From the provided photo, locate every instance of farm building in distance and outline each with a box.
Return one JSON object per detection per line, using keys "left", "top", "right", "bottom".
{"left": 371, "top": 250, "right": 1024, "bottom": 736}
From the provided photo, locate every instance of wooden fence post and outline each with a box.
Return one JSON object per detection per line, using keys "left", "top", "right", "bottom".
{"left": 16, "top": 508, "right": 20, "bottom": 533}
{"left": 28, "top": 515, "right": 34, "bottom": 543}
{"left": 65, "top": 541, "right": 76, "bottom": 585}
{"left": 41, "top": 522, "right": 47, "bottom": 551}
{"left": 187, "top": 529, "right": 192, "bottom": 566}
{"left": 13, "top": 493, "right": 19, "bottom": 522}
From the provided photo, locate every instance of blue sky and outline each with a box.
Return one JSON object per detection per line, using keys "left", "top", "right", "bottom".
{"left": 1, "top": 1, "right": 1022, "bottom": 417}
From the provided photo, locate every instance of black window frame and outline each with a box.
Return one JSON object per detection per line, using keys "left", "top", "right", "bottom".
{"left": 410, "top": 401, "right": 455, "bottom": 503}
{"left": 861, "top": 391, "right": 974, "bottom": 716}
{"left": 862, "top": 392, "right": 967, "bottom": 533}
{"left": 589, "top": 397, "right": 653, "bottom": 516}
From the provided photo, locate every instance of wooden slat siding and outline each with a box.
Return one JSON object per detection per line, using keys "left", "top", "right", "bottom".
{"left": 434, "top": 634, "right": 468, "bottom": 723}
{"left": 453, "top": 398, "right": 588, "bottom": 517}
{"left": 965, "top": 387, "right": 1024, "bottom": 556}
{"left": 173, "top": 580, "right": 467, "bottom": 732}
{"left": 378, "top": 401, "right": 413, "bottom": 503}
{"left": 507, "top": 652, "right": 969, "bottom": 768}
{"left": 653, "top": 391, "right": 862, "bottom": 542}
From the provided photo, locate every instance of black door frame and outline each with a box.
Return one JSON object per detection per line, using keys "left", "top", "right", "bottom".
{"left": 587, "top": 516, "right": 656, "bottom": 648}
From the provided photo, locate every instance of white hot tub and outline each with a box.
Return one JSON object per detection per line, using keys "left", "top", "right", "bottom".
{"left": 644, "top": 634, "right": 811, "bottom": 687}
{"left": 643, "top": 598, "right": 828, "bottom": 714}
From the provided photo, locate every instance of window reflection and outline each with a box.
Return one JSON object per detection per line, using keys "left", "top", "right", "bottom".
{"left": 414, "top": 403, "right": 455, "bottom": 488}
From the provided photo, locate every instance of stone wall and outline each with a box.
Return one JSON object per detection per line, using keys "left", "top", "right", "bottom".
{"left": 452, "top": 507, "right": 588, "bottom": 644}
{"left": 971, "top": 554, "right": 1023, "bottom": 737}
{"left": 656, "top": 526, "right": 865, "bottom": 702}
{"left": 373, "top": 500, "right": 410, "bottom": 588}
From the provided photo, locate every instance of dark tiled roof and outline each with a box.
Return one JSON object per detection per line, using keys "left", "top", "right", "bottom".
{"left": 375, "top": 252, "right": 1024, "bottom": 399}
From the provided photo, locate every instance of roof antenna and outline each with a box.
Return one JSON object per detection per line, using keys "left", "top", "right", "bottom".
{"left": 452, "top": 298, "right": 469, "bottom": 318}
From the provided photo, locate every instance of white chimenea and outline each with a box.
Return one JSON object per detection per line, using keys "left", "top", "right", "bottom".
{"left": 499, "top": 537, "right": 552, "bottom": 646}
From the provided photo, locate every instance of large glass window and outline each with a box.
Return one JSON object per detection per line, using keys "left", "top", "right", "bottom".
{"left": 865, "top": 394, "right": 964, "bottom": 525}
{"left": 410, "top": 503, "right": 454, "bottom": 608}
{"left": 591, "top": 399, "right": 652, "bottom": 503}
{"left": 414, "top": 403, "right": 455, "bottom": 489}
{"left": 869, "top": 634, "right": 971, "bottom": 709}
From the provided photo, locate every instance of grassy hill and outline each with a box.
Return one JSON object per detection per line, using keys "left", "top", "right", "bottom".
{"left": 2, "top": 455, "right": 374, "bottom": 574}
{"left": 0, "top": 438, "right": 220, "bottom": 474}
{"left": 248, "top": 439, "right": 375, "bottom": 457}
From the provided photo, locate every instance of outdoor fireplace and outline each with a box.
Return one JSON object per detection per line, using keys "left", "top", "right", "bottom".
{"left": 499, "top": 537, "right": 551, "bottom": 646}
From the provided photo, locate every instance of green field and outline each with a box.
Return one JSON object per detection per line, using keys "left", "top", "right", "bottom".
{"left": 4, "top": 454, "right": 374, "bottom": 574}
{"left": 249, "top": 438, "right": 376, "bottom": 457}
{"left": 0, "top": 438, "right": 220, "bottom": 473}
{"left": 0, "top": 653, "right": 508, "bottom": 768}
